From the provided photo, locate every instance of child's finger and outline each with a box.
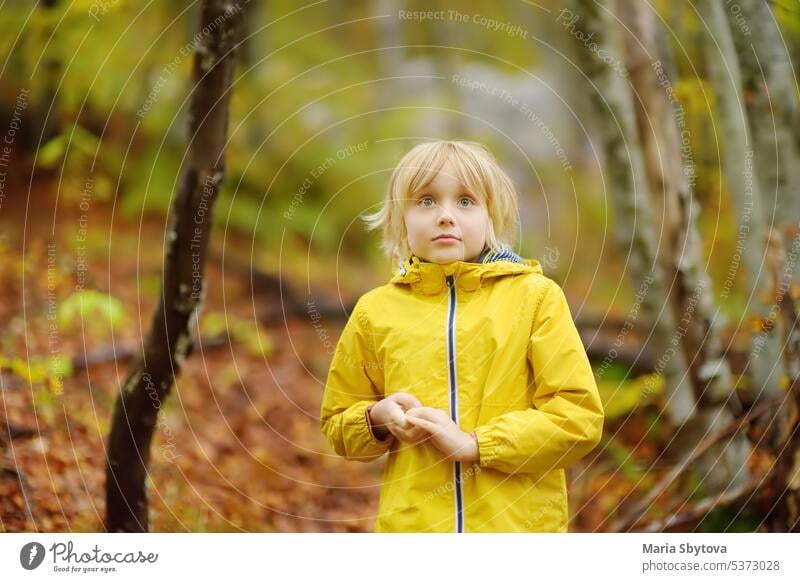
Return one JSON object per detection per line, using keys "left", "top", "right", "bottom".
{"left": 392, "top": 426, "right": 428, "bottom": 444}
{"left": 386, "top": 405, "right": 408, "bottom": 425}
{"left": 400, "top": 419, "right": 431, "bottom": 435}
{"left": 391, "top": 392, "right": 423, "bottom": 410}
{"left": 391, "top": 424, "right": 425, "bottom": 442}
{"left": 405, "top": 407, "right": 431, "bottom": 418}
{"left": 406, "top": 407, "right": 444, "bottom": 423}
{"left": 406, "top": 415, "right": 436, "bottom": 432}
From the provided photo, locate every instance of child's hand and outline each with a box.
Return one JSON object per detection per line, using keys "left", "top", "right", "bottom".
{"left": 405, "top": 407, "right": 479, "bottom": 462}
{"left": 368, "top": 392, "right": 428, "bottom": 444}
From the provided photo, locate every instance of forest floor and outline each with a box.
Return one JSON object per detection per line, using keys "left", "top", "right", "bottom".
{"left": 0, "top": 180, "right": 770, "bottom": 532}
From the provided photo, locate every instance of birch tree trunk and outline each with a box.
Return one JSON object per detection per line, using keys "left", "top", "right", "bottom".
{"left": 727, "top": 0, "right": 800, "bottom": 531}
{"left": 373, "top": 0, "right": 405, "bottom": 109}
{"left": 725, "top": 0, "right": 800, "bottom": 388}
{"left": 725, "top": 0, "right": 800, "bottom": 236}
{"left": 431, "top": 0, "right": 468, "bottom": 137}
{"left": 695, "top": 0, "right": 783, "bottom": 405}
{"left": 566, "top": 0, "right": 696, "bottom": 424}
{"left": 619, "top": 0, "right": 748, "bottom": 492}
{"left": 105, "top": 0, "right": 242, "bottom": 532}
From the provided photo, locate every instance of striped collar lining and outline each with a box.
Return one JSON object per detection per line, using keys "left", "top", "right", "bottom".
{"left": 475, "top": 245, "right": 524, "bottom": 264}
{"left": 400, "top": 245, "right": 524, "bottom": 274}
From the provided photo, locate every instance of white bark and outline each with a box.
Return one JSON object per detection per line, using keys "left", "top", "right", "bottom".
{"left": 568, "top": 0, "right": 695, "bottom": 423}
{"left": 696, "top": 0, "right": 783, "bottom": 402}
{"left": 621, "top": 0, "right": 747, "bottom": 493}
{"left": 726, "top": 0, "right": 800, "bottom": 229}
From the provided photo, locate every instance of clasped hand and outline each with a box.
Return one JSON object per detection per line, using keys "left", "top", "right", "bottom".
{"left": 368, "top": 392, "right": 478, "bottom": 462}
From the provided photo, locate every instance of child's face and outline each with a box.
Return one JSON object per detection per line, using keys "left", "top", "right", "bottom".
{"left": 403, "top": 159, "right": 489, "bottom": 264}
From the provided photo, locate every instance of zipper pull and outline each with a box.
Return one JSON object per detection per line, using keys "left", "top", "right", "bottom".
{"left": 446, "top": 275, "right": 454, "bottom": 287}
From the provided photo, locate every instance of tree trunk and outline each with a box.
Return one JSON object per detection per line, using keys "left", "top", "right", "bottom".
{"left": 725, "top": 0, "right": 800, "bottom": 397}
{"left": 726, "top": 0, "right": 800, "bottom": 237}
{"left": 621, "top": 0, "right": 735, "bottom": 407}
{"left": 567, "top": 0, "right": 696, "bottom": 424}
{"left": 372, "top": 0, "right": 405, "bottom": 109}
{"left": 619, "top": 0, "right": 748, "bottom": 493}
{"left": 763, "top": 229, "right": 800, "bottom": 530}
{"left": 696, "top": 0, "right": 783, "bottom": 405}
{"left": 729, "top": 2, "right": 800, "bottom": 490}
{"left": 31, "top": 0, "right": 60, "bottom": 145}
{"left": 105, "top": 0, "right": 242, "bottom": 532}
{"left": 430, "top": 0, "right": 468, "bottom": 137}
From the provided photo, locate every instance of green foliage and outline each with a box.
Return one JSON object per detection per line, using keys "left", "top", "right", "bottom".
{"left": 58, "top": 289, "right": 127, "bottom": 336}
{"left": 201, "top": 311, "right": 273, "bottom": 358}
{"left": 596, "top": 371, "right": 665, "bottom": 421}
{"left": 0, "top": 354, "right": 72, "bottom": 400}
{"left": 696, "top": 504, "right": 762, "bottom": 533}
{"left": 5, "top": 0, "right": 800, "bottom": 290}
{"left": 2, "top": 0, "right": 545, "bottom": 266}
{"left": 36, "top": 123, "right": 119, "bottom": 201}
{"left": 600, "top": 435, "right": 645, "bottom": 479}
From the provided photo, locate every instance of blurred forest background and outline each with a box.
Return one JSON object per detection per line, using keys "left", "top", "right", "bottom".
{"left": 2, "top": 0, "right": 800, "bottom": 532}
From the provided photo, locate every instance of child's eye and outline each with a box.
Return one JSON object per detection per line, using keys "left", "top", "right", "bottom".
{"left": 419, "top": 197, "right": 435, "bottom": 207}
{"left": 458, "top": 197, "right": 475, "bottom": 207}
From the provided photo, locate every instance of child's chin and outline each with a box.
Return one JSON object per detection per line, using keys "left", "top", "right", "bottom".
{"left": 426, "top": 250, "right": 467, "bottom": 264}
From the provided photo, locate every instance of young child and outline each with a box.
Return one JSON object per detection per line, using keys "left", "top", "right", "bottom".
{"left": 320, "top": 140, "right": 604, "bottom": 533}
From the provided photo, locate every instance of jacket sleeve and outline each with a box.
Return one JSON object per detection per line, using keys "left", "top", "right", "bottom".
{"left": 320, "top": 298, "right": 392, "bottom": 462}
{"left": 473, "top": 280, "right": 604, "bottom": 474}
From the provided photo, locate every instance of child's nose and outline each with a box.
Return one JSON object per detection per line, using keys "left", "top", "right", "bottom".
{"left": 437, "top": 208, "right": 456, "bottom": 226}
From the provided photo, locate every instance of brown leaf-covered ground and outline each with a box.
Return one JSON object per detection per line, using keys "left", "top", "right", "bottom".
{"left": 1, "top": 187, "right": 385, "bottom": 532}
{"left": 0, "top": 184, "right": 772, "bottom": 532}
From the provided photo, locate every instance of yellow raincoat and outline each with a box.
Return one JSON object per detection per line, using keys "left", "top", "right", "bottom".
{"left": 320, "top": 252, "right": 604, "bottom": 532}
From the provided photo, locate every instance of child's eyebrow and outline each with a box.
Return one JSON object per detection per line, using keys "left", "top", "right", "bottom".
{"left": 413, "top": 188, "right": 475, "bottom": 198}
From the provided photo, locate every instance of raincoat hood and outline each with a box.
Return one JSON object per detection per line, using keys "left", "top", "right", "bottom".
{"left": 390, "top": 246, "right": 544, "bottom": 295}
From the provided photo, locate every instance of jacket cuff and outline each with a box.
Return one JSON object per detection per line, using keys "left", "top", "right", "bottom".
{"left": 472, "top": 425, "right": 499, "bottom": 467}
{"left": 365, "top": 403, "right": 395, "bottom": 446}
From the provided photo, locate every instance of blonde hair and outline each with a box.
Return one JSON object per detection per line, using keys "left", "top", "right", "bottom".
{"left": 362, "top": 140, "right": 519, "bottom": 265}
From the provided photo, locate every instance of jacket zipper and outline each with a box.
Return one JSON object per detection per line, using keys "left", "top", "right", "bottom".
{"left": 445, "top": 274, "right": 464, "bottom": 533}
